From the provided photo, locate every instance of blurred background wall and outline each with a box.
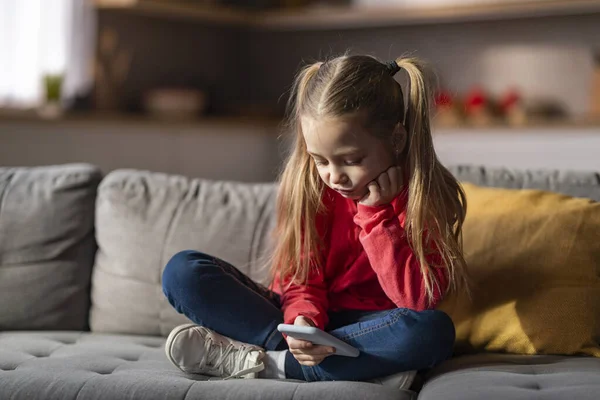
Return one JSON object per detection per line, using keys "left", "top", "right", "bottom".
{"left": 1, "top": 0, "right": 599, "bottom": 181}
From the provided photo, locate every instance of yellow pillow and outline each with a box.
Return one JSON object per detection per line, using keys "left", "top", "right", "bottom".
{"left": 438, "top": 182, "right": 600, "bottom": 357}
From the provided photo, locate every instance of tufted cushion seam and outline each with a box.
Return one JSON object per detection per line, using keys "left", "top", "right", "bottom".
{"left": 0, "top": 171, "right": 15, "bottom": 265}
{"left": 94, "top": 367, "right": 119, "bottom": 375}
{"left": 181, "top": 382, "right": 195, "bottom": 400}
{"left": 46, "top": 343, "right": 67, "bottom": 357}
{"left": 73, "top": 374, "right": 98, "bottom": 400}
{"left": 290, "top": 383, "right": 301, "bottom": 400}
{"left": 158, "top": 187, "right": 186, "bottom": 288}
{"left": 12, "top": 354, "right": 37, "bottom": 369}
{"left": 425, "top": 369, "right": 585, "bottom": 381}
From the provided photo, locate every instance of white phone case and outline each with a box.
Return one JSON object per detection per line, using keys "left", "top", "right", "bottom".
{"left": 277, "top": 324, "right": 360, "bottom": 357}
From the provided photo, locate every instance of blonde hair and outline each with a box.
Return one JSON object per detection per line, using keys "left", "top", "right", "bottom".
{"left": 271, "top": 54, "right": 468, "bottom": 304}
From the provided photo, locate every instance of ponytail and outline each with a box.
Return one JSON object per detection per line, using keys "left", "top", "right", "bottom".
{"left": 396, "top": 57, "right": 469, "bottom": 301}
{"left": 271, "top": 62, "right": 325, "bottom": 287}
{"left": 290, "top": 62, "right": 322, "bottom": 118}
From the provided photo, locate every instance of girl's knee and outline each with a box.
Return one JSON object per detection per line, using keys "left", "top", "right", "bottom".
{"left": 421, "top": 310, "right": 456, "bottom": 361}
{"left": 390, "top": 309, "right": 455, "bottom": 364}
{"left": 162, "top": 250, "right": 213, "bottom": 293}
{"left": 426, "top": 310, "right": 455, "bottom": 340}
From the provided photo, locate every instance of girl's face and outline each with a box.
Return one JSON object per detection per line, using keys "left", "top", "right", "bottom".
{"left": 301, "top": 113, "right": 397, "bottom": 201}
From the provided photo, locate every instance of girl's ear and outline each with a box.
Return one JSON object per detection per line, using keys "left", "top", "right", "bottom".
{"left": 393, "top": 123, "right": 408, "bottom": 159}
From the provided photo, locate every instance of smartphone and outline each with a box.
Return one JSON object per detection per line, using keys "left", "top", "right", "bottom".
{"left": 277, "top": 324, "right": 360, "bottom": 357}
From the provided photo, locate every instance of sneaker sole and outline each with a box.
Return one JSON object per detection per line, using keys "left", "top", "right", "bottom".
{"left": 165, "top": 323, "right": 200, "bottom": 373}
{"left": 398, "top": 370, "right": 417, "bottom": 390}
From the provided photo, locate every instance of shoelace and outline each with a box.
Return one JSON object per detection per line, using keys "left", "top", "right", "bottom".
{"left": 200, "top": 336, "right": 264, "bottom": 379}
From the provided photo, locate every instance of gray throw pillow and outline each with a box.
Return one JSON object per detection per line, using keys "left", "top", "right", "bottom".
{"left": 0, "top": 164, "right": 102, "bottom": 330}
{"left": 90, "top": 169, "right": 277, "bottom": 336}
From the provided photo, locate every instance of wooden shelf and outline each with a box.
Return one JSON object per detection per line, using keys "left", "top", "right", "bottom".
{"left": 94, "top": 0, "right": 251, "bottom": 25}
{"left": 2, "top": 110, "right": 599, "bottom": 133}
{"left": 0, "top": 110, "right": 281, "bottom": 132}
{"left": 94, "top": 0, "right": 600, "bottom": 30}
{"left": 262, "top": 0, "right": 600, "bottom": 30}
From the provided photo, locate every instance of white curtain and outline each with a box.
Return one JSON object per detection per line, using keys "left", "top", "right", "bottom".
{"left": 0, "top": 0, "right": 96, "bottom": 108}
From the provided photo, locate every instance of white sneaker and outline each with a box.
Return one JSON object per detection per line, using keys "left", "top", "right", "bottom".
{"left": 165, "top": 324, "right": 265, "bottom": 379}
{"left": 370, "top": 370, "right": 417, "bottom": 390}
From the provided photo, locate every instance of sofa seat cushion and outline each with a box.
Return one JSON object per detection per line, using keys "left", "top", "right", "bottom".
{"left": 419, "top": 353, "right": 600, "bottom": 400}
{"left": 0, "top": 331, "right": 414, "bottom": 400}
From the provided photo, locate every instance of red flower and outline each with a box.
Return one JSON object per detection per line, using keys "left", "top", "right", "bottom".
{"left": 435, "top": 90, "right": 453, "bottom": 108}
{"left": 465, "top": 86, "right": 487, "bottom": 114}
{"left": 500, "top": 88, "right": 521, "bottom": 113}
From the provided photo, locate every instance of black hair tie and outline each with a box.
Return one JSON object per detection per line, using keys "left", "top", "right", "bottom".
{"left": 386, "top": 61, "right": 401, "bottom": 76}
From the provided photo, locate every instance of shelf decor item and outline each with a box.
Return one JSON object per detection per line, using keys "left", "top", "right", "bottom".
{"left": 38, "top": 73, "right": 65, "bottom": 119}
{"left": 94, "top": 27, "right": 132, "bottom": 112}
{"left": 143, "top": 88, "right": 208, "bottom": 120}
{"left": 433, "top": 90, "right": 462, "bottom": 127}
{"left": 499, "top": 88, "right": 527, "bottom": 127}
{"left": 464, "top": 86, "right": 495, "bottom": 127}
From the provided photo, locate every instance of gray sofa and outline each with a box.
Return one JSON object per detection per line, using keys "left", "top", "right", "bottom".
{"left": 1, "top": 163, "right": 599, "bottom": 400}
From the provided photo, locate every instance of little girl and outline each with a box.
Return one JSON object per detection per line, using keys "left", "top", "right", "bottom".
{"left": 162, "top": 55, "right": 468, "bottom": 388}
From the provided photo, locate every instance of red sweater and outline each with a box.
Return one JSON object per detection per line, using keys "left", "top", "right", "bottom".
{"left": 273, "top": 187, "right": 449, "bottom": 330}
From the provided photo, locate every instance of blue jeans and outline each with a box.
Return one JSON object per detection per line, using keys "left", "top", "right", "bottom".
{"left": 162, "top": 250, "right": 455, "bottom": 382}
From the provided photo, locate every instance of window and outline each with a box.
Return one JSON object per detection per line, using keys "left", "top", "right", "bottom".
{"left": 0, "top": 0, "right": 95, "bottom": 108}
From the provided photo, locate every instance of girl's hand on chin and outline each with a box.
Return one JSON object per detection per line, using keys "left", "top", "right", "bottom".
{"left": 359, "top": 166, "right": 403, "bottom": 207}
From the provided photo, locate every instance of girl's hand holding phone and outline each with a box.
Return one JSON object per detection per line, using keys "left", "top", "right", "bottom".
{"left": 286, "top": 316, "right": 335, "bottom": 366}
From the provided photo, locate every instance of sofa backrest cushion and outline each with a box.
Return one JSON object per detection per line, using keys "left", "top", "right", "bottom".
{"left": 438, "top": 182, "right": 600, "bottom": 357}
{"left": 90, "top": 165, "right": 600, "bottom": 338}
{"left": 448, "top": 165, "right": 600, "bottom": 201}
{"left": 0, "top": 164, "right": 101, "bottom": 331}
{"left": 90, "top": 169, "right": 277, "bottom": 336}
